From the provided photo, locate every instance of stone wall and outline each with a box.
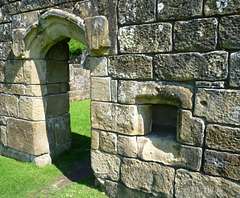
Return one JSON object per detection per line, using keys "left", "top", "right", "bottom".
{"left": 0, "top": 0, "right": 239, "bottom": 197}
{"left": 69, "top": 51, "right": 90, "bottom": 102}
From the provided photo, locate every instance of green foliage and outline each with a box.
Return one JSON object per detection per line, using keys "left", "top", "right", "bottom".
{"left": 0, "top": 100, "right": 107, "bottom": 198}
{"left": 68, "top": 39, "right": 87, "bottom": 57}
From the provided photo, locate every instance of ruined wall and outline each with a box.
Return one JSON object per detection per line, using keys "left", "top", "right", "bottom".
{"left": 0, "top": 0, "right": 239, "bottom": 197}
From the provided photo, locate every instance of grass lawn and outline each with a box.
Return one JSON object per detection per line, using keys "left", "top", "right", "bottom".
{"left": 0, "top": 100, "right": 108, "bottom": 198}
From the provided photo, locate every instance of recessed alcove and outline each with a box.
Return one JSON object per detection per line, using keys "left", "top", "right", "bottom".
{"left": 151, "top": 104, "right": 178, "bottom": 139}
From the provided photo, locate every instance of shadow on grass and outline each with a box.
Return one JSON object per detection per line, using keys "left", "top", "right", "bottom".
{"left": 52, "top": 132, "right": 96, "bottom": 187}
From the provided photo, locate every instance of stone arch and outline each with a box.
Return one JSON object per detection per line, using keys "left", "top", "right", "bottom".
{"left": 5, "top": 9, "right": 111, "bottom": 166}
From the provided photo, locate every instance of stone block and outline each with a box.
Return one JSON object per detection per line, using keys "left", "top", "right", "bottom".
{"left": 0, "top": 116, "right": 6, "bottom": 125}
{"left": 137, "top": 133, "right": 202, "bottom": 171}
{"left": 175, "top": 169, "right": 240, "bottom": 198}
{"left": 89, "top": 57, "right": 108, "bottom": 77}
{"left": 100, "top": 131, "right": 117, "bottom": 154}
{"left": 85, "top": 16, "right": 111, "bottom": 56}
{"left": 0, "top": 7, "right": 11, "bottom": 23}
{"left": 1, "top": 1, "right": 21, "bottom": 16}
{"left": 109, "top": 55, "right": 152, "bottom": 80}
{"left": 59, "top": 83, "right": 69, "bottom": 93}
{"left": 0, "top": 61, "right": 4, "bottom": 82}
{"left": 19, "top": 96, "right": 45, "bottom": 121}
{"left": 157, "top": 0, "right": 203, "bottom": 21}
{"left": 0, "top": 93, "right": 18, "bottom": 117}
{"left": 118, "top": 81, "right": 193, "bottom": 109}
{"left": 7, "top": 118, "right": 49, "bottom": 155}
{"left": 0, "top": 126, "right": 7, "bottom": 146}
{"left": 26, "top": 85, "right": 47, "bottom": 96}
{"left": 121, "top": 158, "right": 175, "bottom": 197}
{"left": 20, "top": 0, "right": 53, "bottom": 12}
{"left": 0, "top": 42, "right": 12, "bottom": 60}
{"left": 117, "top": 135, "right": 137, "bottom": 158}
{"left": 177, "top": 110, "right": 205, "bottom": 146}
{"left": 46, "top": 61, "right": 69, "bottom": 83}
{"left": 206, "top": 124, "right": 240, "bottom": 153}
{"left": 0, "top": 23, "right": 11, "bottom": 42}
{"left": 204, "top": 149, "right": 240, "bottom": 181}
{"left": 205, "top": 0, "right": 240, "bottom": 16}
{"left": 45, "top": 93, "right": 69, "bottom": 117}
{"left": 33, "top": 154, "right": 52, "bottom": 167}
{"left": 47, "top": 84, "right": 60, "bottom": 94}
{"left": 118, "top": 0, "right": 156, "bottom": 25}
{"left": 194, "top": 89, "right": 240, "bottom": 126}
{"left": 91, "top": 149, "right": 120, "bottom": 181}
{"left": 12, "top": 29, "right": 26, "bottom": 58}
{"left": 3, "top": 84, "right": 25, "bottom": 95}
{"left": 91, "top": 101, "right": 152, "bottom": 135}
{"left": 230, "top": 52, "right": 240, "bottom": 87}
{"left": 91, "top": 77, "right": 111, "bottom": 102}
{"left": 91, "top": 129, "right": 99, "bottom": 150}
{"left": 174, "top": 18, "right": 217, "bottom": 51}
{"left": 220, "top": 15, "right": 240, "bottom": 49}
{"left": 154, "top": 51, "right": 228, "bottom": 81}
{"left": 24, "top": 60, "right": 47, "bottom": 84}
{"left": 111, "top": 80, "right": 117, "bottom": 103}
{"left": 195, "top": 81, "right": 225, "bottom": 88}
{"left": 119, "top": 23, "right": 172, "bottom": 53}
{"left": 12, "top": 11, "right": 39, "bottom": 29}
{"left": 5, "top": 60, "right": 24, "bottom": 84}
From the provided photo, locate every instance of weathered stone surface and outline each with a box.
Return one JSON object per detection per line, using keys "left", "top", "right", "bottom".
{"left": 45, "top": 94, "right": 69, "bottom": 117}
{"left": 0, "top": 7, "right": 11, "bottom": 23}
{"left": 119, "top": 23, "right": 172, "bottom": 53}
{"left": 0, "top": 23, "right": 11, "bottom": 42}
{"left": 230, "top": 52, "right": 240, "bottom": 87}
{"left": 91, "top": 129, "right": 99, "bottom": 150}
{"left": 20, "top": 0, "right": 53, "bottom": 12}
{"left": 194, "top": 89, "right": 240, "bottom": 126}
{"left": 33, "top": 154, "right": 52, "bottom": 167}
{"left": 105, "top": 180, "right": 148, "bottom": 198}
{"left": 0, "top": 93, "right": 18, "bottom": 117}
{"left": 205, "top": 0, "right": 240, "bottom": 16}
{"left": 0, "top": 61, "right": 4, "bottom": 82}
{"left": 46, "top": 113, "right": 71, "bottom": 152}
{"left": 109, "top": 55, "right": 152, "bottom": 80}
{"left": 118, "top": 0, "right": 156, "bottom": 25}
{"left": 0, "top": 125, "right": 7, "bottom": 146}
{"left": 121, "top": 158, "right": 175, "bottom": 197}
{"left": 154, "top": 51, "right": 228, "bottom": 81}
{"left": 60, "top": 83, "right": 69, "bottom": 93}
{"left": 195, "top": 81, "right": 225, "bottom": 88}
{"left": 90, "top": 57, "right": 108, "bottom": 77}
{"left": 24, "top": 60, "right": 47, "bottom": 84}
{"left": 0, "top": 116, "right": 6, "bottom": 125}
{"left": 73, "top": 0, "right": 118, "bottom": 55}
{"left": 85, "top": 16, "right": 111, "bottom": 56}
{"left": 206, "top": 124, "right": 240, "bottom": 153}
{"left": 5, "top": 60, "right": 24, "bottom": 84}
{"left": 91, "top": 102, "right": 152, "bottom": 135}
{"left": 26, "top": 85, "right": 47, "bottom": 97}
{"left": 7, "top": 118, "right": 49, "bottom": 155}
{"left": 117, "top": 135, "right": 137, "bottom": 158}
{"left": 220, "top": 15, "right": 240, "bottom": 49}
{"left": 174, "top": 18, "right": 217, "bottom": 51}
{"left": 157, "top": 0, "right": 203, "bottom": 21}
{"left": 46, "top": 61, "right": 69, "bottom": 83}
{"left": 137, "top": 133, "right": 202, "bottom": 171}
{"left": 91, "top": 77, "right": 111, "bottom": 102}
{"left": 19, "top": 96, "right": 45, "bottom": 121}
{"left": 47, "top": 84, "right": 60, "bottom": 95}
{"left": 0, "top": 42, "right": 12, "bottom": 60}
{"left": 111, "top": 80, "right": 117, "bottom": 103}
{"left": 1, "top": 1, "right": 21, "bottom": 16}
{"left": 91, "top": 149, "right": 120, "bottom": 181}
{"left": 177, "top": 110, "right": 205, "bottom": 146}
{"left": 100, "top": 131, "right": 117, "bottom": 154}
{"left": 4, "top": 84, "right": 25, "bottom": 95}
{"left": 12, "top": 11, "right": 39, "bottom": 29}
{"left": 12, "top": 29, "right": 25, "bottom": 58}
{"left": 204, "top": 149, "right": 240, "bottom": 181}
{"left": 118, "top": 81, "right": 193, "bottom": 109}
{"left": 175, "top": 169, "right": 240, "bottom": 198}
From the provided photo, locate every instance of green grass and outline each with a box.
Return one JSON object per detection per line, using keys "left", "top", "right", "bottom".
{"left": 68, "top": 39, "right": 87, "bottom": 57}
{"left": 0, "top": 100, "right": 108, "bottom": 198}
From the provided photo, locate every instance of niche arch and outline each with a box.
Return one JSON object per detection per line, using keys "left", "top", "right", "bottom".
{"left": 6, "top": 9, "right": 111, "bottom": 165}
